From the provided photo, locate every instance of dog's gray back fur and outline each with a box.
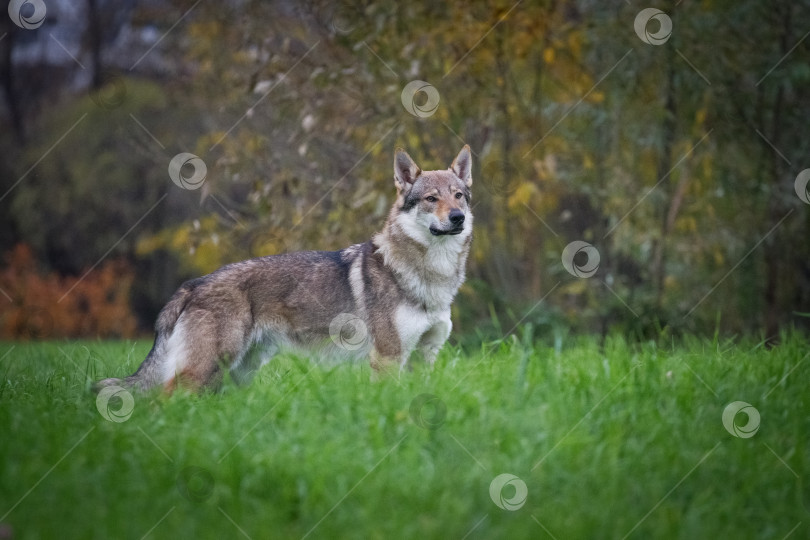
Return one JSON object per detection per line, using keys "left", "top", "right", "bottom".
{"left": 96, "top": 145, "right": 473, "bottom": 391}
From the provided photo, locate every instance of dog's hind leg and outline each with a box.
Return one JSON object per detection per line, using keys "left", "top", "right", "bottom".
{"left": 94, "top": 278, "right": 202, "bottom": 393}
{"left": 169, "top": 310, "right": 249, "bottom": 392}
{"left": 229, "top": 333, "right": 278, "bottom": 385}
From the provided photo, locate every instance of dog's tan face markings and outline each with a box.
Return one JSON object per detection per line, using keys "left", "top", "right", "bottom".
{"left": 393, "top": 146, "right": 473, "bottom": 236}
{"left": 414, "top": 172, "right": 470, "bottom": 223}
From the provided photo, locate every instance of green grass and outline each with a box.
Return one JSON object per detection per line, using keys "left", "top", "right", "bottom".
{"left": 1, "top": 332, "right": 808, "bottom": 539}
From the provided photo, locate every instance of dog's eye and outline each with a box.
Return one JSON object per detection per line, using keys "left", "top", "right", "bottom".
{"left": 425, "top": 196, "right": 437, "bottom": 203}
{"left": 454, "top": 192, "right": 463, "bottom": 199}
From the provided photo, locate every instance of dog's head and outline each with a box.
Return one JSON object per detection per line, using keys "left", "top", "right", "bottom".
{"left": 392, "top": 145, "right": 473, "bottom": 244}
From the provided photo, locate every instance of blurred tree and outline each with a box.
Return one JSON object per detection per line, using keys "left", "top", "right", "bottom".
{"left": 8, "top": 78, "right": 210, "bottom": 323}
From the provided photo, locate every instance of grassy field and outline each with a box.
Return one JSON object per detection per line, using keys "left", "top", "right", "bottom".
{"left": 0, "top": 332, "right": 808, "bottom": 539}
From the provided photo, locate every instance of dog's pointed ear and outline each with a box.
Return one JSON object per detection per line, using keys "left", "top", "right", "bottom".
{"left": 451, "top": 145, "right": 472, "bottom": 187}
{"left": 394, "top": 148, "right": 421, "bottom": 191}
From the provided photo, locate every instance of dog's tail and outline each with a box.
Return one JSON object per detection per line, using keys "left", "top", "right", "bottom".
{"left": 93, "top": 278, "right": 202, "bottom": 393}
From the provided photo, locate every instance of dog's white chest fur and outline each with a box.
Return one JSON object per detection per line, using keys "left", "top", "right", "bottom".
{"left": 375, "top": 211, "right": 471, "bottom": 311}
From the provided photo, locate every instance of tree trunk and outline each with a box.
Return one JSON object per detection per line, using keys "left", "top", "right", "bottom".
{"left": 763, "top": 7, "right": 791, "bottom": 344}
{"left": 0, "top": 22, "right": 25, "bottom": 143}
{"left": 86, "top": 0, "right": 103, "bottom": 89}
{"left": 651, "top": 45, "right": 677, "bottom": 312}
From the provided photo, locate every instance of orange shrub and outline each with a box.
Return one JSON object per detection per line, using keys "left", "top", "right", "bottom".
{"left": 0, "top": 245, "right": 137, "bottom": 339}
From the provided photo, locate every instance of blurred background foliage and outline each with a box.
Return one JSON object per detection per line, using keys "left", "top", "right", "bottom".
{"left": 1, "top": 0, "right": 808, "bottom": 341}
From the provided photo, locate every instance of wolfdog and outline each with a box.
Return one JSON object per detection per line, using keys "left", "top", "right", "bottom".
{"left": 95, "top": 146, "right": 473, "bottom": 392}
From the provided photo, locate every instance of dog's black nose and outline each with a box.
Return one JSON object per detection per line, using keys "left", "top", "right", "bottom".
{"left": 449, "top": 209, "right": 465, "bottom": 225}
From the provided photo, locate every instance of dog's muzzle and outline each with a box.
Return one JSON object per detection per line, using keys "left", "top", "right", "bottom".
{"left": 430, "top": 210, "right": 466, "bottom": 236}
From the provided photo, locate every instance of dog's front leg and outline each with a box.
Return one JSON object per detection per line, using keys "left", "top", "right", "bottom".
{"left": 418, "top": 317, "right": 452, "bottom": 369}
{"left": 369, "top": 348, "right": 402, "bottom": 380}
{"left": 369, "top": 324, "right": 407, "bottom": 379}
